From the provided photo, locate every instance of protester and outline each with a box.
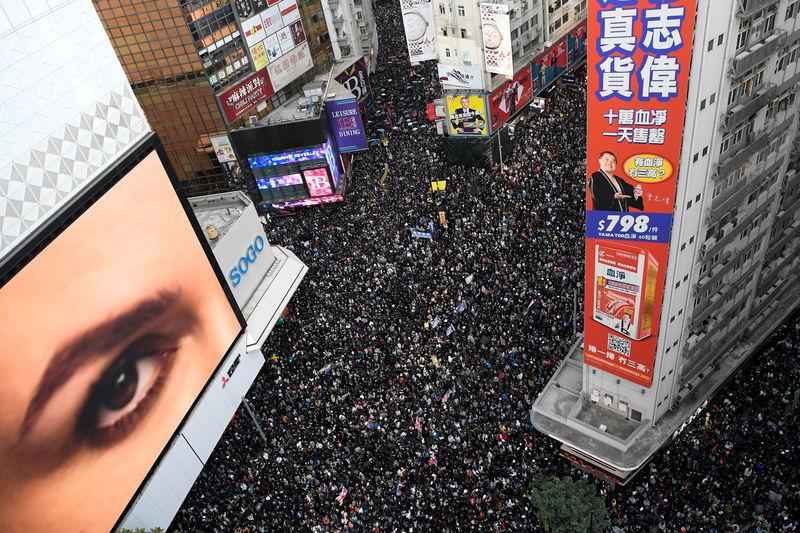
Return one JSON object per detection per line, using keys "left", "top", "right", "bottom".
{"left": 169, "top": 0, "right": 800, "bottom": 530}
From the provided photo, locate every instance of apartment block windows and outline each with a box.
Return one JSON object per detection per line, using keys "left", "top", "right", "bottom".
{"left": 788, "top": 1, "right": 800, "bottom": 20}
{"left": 440, "top": 3, "right": 445, "bottom": 14}
{"left": 736, "top": 19, "right": 750, "bottom": 51}
{"left": 457, "top": 5, "right": 465, "bottom": 16}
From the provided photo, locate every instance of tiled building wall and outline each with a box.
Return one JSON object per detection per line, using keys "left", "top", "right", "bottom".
{"left": 0, "top": 0, "right": 149, "bottom": 258}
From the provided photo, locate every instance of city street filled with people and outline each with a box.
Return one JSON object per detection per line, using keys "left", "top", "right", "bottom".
{"left": 169, "top": 0, "right": 800, "bottom": 531}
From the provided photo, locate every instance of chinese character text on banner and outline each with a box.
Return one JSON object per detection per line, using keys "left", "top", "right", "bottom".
{"left": 584, "top": 0, "right": 696, "bottom": 388}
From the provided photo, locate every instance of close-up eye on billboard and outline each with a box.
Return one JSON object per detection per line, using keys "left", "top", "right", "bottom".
{"left": 0, "top": 149, "right": 242, "bottom": 532}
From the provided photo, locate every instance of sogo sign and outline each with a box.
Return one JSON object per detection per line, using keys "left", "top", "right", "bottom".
{"left": 229, "top": 235, "right": 266, "bottom": 287}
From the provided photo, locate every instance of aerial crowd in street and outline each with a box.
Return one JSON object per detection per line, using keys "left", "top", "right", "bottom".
{"left": 170, "top": 0, "right": 800, "bottom": 531}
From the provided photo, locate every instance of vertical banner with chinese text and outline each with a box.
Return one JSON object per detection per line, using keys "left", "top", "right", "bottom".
{"left": 584, "top": 0, "right": 695, "bottom": 387}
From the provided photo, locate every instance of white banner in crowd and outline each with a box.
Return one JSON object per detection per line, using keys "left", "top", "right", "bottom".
{"left": 480, "top": 2, "right": 513, "bottom": 76}
{"left": 437, "top": 63, "right": 484, "bottom": 90}
{"left": 400, "top": 0, "right": 438, "bottom": 63}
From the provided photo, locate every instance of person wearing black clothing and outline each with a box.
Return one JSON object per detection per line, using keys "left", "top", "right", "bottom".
{"left": 589, "top": 151, "right": 644, "bottom": 211}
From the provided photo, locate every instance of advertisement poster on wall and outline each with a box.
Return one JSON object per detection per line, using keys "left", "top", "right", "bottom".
{"left": 532, "top": 35, "right": 568, "bottom": 94}
{"left": 231, "top": 0, "right": 310, "bottom": 108}
{"left": 489, "top": 65, "right": 532, "bottom": 132}
{"left": 583, "top": 0, "right": 696, "bottom": 388}
{"left": 267, "top": 41, "right": 313, "bottom": 92}
{"left": 567, "top": 19, "right": 588, "bottom": 67}
{"left": 400, "top": 0, "right": 438, "bottom": 62}
{"left": 217, "top": 69, "right": 275, "bottom": 124}
{"left": 480, "top": 2, "right": 513, "bottom": 76}
{"left": 326, "top": 99, "right": 368, "bottom": 152}
{"left": 445, "top": 94, "right": 488, "bottom": 136}
{"left": 437, "top": 62, "right": 484, "bottom": 90}
{"left": 335, "top": 57, "right": 374, "bottom": 108}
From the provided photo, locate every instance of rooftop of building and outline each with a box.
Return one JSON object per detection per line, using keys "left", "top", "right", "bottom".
{"left": 256, "top": 73, "right": 353, "bottom": 127}
{"left": 188, "top": 190, "right": 251, "bottom": 249}
{"left": 532, "top": 282, "right": 800, "bottom": 475}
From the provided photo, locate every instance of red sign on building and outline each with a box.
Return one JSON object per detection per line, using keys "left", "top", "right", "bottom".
{"left": 217, "top": 69, "right": 275, "bottom": 124}
{"left": 584, "top": 0, "right": 696, "bottom": 387}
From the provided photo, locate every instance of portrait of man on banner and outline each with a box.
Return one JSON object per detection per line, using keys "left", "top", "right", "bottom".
{"left": 588, "top": 150, "right": 644, "bottom": 212}
{"left": 448, "top": 95, "right": 486, "bottom": 135}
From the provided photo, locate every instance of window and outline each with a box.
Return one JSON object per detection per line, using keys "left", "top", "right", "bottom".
{"left": 765, "top": 9, "right": 776, "bottom": 33}
{"left": 445, "top": 48, "right": 451, "bottom": 57}
{"left": 687, "top": 200, "right": 693, "bottom": 208}
{"left": 562, "top": 13, "right": 569, "bottom": 23}
{"left": 460, "top": 28, "right": 467, "bottom": 39}
{"left": 439, "top": 3, "right": 445, "bottom": 14}
{"left": 511, "top": 28, "right": 519, "bottom": 39}
{"left": 457, "top": 5, "right": 465, "bottom": 16}
{"left": 718, "top": 34, "right": 724, "bottom": 46}
{"left": 702, "top": 146, "right": 708, "bottom": 156}
{"left": 441, "top": 27, "right": 448, "bottom": 36}
{"left": 709, "top": 92, "right": 716, "bottom": 104}
{"left": 720, "top": 135, "right": 731, "bottom": 155}
{"left": 736, "top": 20, "right": 750, "bottom": 51}
{"left": 708, "top": 39, "right": 714, "bottom": 51}
{"left": 700, "top": 98, "right": 706, "bottom": 110}
{"left": 693, "top": 153, "right": 699, "bottom": 162}
{"left": 356, "top": 10, "right": 363, "bottom": 19}
{"left": 788, "top": 0, "right": 800, "bottom": 20}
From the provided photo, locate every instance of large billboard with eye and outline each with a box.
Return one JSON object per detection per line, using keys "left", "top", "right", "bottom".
{"left": 0, "top": 144, "right": 242, "bottom": 532}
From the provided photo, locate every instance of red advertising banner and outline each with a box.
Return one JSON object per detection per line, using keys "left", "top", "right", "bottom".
{"left": 217, "top": 69, "right": 275, "bottom": 124}
{"left": 489, "top": 66, "right": 532, "bottom": 131}
{"left": 584, "top": 0, "right": 695, "bottom": 387}
{"left": 555, "top": 36, "right": 568, "bottom": 68}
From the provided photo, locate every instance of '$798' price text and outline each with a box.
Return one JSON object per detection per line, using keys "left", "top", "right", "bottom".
{"left": 597, "top": 214, "right": 650, "bottom": 234}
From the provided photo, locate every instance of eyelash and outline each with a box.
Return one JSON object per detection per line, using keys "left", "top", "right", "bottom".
{"left": 77, "top": 335, "right": 177, "bottom": 446}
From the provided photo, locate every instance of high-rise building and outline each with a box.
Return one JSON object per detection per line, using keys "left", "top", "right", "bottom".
{"left": 92, "top": 0, "right": 337, "bottom": 196}
{"left": 415, "top": 0, "right": 587, "bottom": 165}
{"left": 533, "top": 0, "right": 800, "bottom": 486}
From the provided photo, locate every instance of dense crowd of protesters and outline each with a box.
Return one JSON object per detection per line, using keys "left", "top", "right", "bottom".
{"left": 169, "top": 0, "right": 799, "bottom": 530}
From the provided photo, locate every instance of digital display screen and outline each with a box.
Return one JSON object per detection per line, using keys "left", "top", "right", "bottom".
{"left": 269, "top": 194, "right": 344, "bottom": 209}
{"left": 256, "top": 173, "right": 304, "bottom": 189}
{"left": 248, "top": 146, "right": 325, "bottom": 167}
{"left": 0, "top": 151, "right": 241, "bottom": 533}
{"left": 324, "top": 141, "right": 340, "bottom": 188}
{"left": 302, "top": 167, "right": 333, "bottom": 197}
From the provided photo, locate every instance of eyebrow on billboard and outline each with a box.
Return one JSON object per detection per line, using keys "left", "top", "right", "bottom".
{"left": 18, "top": 289, "right": 182, "bottom": 439}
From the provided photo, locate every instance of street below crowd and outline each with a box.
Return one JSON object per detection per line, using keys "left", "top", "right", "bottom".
{"left": 170, "top": 0, "right": 800, "bottom": 531}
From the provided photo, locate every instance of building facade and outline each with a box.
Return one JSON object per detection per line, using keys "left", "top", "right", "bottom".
{"left": 533, "top": 0, "right": 800, "bottom": 485}
{"left": 92, "top": 0, "right": 337, "bottom": 196}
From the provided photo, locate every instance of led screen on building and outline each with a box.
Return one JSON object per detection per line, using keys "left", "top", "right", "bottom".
{"left": 302, "top": 167, "right": 333, "bottom": 197}
{"left": 0, "top": 148, "right": 242, "bottom": 532}
{"left": 248, "top": 146, "right": 326, "bottom": 167}
{"left": 584, "top": 0, "right": 695, "bottom": 388}
{"left": 256, "top": 173, "right": 304, "bottom": 189}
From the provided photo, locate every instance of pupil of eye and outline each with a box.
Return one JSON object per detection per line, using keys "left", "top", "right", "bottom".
{"left": 101, "top": 361, "right": 139, "bottom": 410}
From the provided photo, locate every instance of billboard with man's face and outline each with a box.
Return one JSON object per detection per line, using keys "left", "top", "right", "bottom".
{"left": 0, "top": 147, "right": 242, "bottom": 532}
{"left": 446, "top": 94, "right": 488, "bottom": 136}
